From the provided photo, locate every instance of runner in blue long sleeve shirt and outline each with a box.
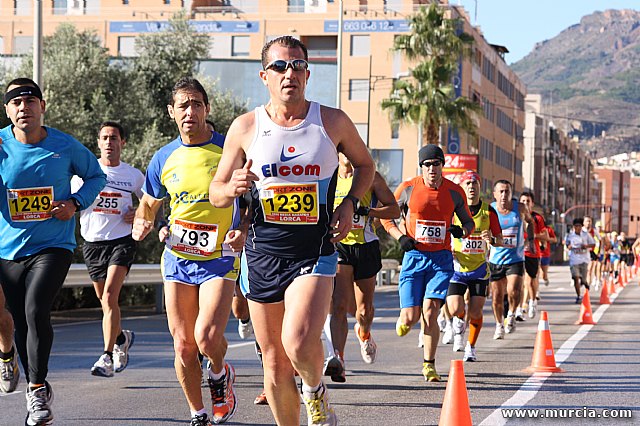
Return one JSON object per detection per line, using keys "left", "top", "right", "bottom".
{"left": 0, "top": 78, "right": 106, "bottom": 426}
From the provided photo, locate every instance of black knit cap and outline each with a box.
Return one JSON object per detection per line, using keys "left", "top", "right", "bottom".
{"left": 418, "top": 144, "right": 445, "bottom": 165}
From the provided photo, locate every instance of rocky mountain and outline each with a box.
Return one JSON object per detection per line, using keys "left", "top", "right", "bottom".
{"left": 512, "top": 9, "right": 640, "bottom": 157}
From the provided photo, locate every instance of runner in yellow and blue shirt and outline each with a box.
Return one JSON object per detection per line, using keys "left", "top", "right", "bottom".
{"left": 132, "top": 77, "right": 243, "bottom": 426}
{"left": 447, "top": 171, "right": 503, "bottom": 362}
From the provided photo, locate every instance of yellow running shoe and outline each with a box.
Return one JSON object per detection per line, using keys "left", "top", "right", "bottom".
{"left": 396, "top": 318, "right": 411, "bottom": 337}
{"left": 422, "top": 362, "right": 441, "bottom": 382}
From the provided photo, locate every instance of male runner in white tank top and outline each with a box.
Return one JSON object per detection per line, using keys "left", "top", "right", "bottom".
{"left": 210, "top": 36, "right": 375, "bottom": 426}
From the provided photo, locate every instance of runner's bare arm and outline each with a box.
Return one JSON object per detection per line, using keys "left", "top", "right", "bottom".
{"left": 132, "top": 194, "right": 163, "bottom": 241}
{"left": 210, "top": 112, "right": 259, "bottom": 208}
{"left": 367, "top": 172, "right": 400, "bottom": 220}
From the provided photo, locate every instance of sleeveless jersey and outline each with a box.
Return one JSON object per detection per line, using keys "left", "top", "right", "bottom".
{"left": 452, "top": 201, "right": 491, "bottom": 273}
{"left": 334, "top": 175, "right": 378, "bottom": 245}
{"left": 143, "top": 132, "right": 240, "bottom": 261}
{"left": 489, "top": 200, "right": 524, "bottom": 264}
{"left": 246, "top": 101, "right": 339, "bottom": 259}
{"left": 72, "top": 162, "right": 144, "bottom": 242}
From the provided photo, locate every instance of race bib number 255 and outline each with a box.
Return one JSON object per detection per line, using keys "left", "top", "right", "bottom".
{"left": 8, "top": 187, "right": 53, "bottom": 222}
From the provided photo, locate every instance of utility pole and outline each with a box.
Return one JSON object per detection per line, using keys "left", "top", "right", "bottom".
{"left": 33, "top": 0, "right": 43, "bottom": 86}
{"left": 336, "top": 0, "right": 343, "bottom": 109}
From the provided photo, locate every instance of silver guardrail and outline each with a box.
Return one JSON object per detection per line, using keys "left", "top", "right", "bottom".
{"left": 64, "top": 264, "right": 164, "bottom": 313}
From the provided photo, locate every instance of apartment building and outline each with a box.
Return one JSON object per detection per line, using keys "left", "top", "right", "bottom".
{"left": 0, "top": 0, "right": 525, "bottom": 187}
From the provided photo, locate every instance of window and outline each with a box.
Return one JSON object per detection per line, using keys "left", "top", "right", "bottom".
{"left": 231, "top": 36, "right": 250, "bottom": 57}
{"left": 391, "top": 122, "right": 399, "bottom": 140}
{"left": 371, "top": 149, "right": 403, "bottom": 190}
{"left": 349, "top": 79, "right": 368, "bottom": 102}
{"left": 118, "top": 36, "right": 137, "bottom": 57}
{"left": 14, "top": 0, "right": 30, "bottom": 15}
{"left": 52, "top": 0, "right": 67, "bottom": 14}
{"left": 350, "top": 35, "right": 370, "bottom": 57}
{"left": 0, "top": 37, "right": 4, "bottom": 55}
{"left": 303, "top": 36, "right": 337, "bottom": 58}
{"left": 209, "top": 35, "right": 232, "bottom": 58}
{"left": 287, "top": 0, "right": 304, "bottom": 13}
{"left": 355, "top": 124, "right": 368, "bottom": 145}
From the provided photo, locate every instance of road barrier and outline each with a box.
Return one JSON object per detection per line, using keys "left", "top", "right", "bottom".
{"left": 377, "top": 259, "right": 400, "bottom": 286}
{"left": 64, "top": 264, "right": 164, "bottom": 313}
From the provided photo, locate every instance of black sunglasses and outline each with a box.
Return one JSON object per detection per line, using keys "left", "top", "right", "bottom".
{"left": 264, "top": 59, "right": 309, "bottom": 73}
{"left": 421, "top": 160, "right": 442, "bottom": 168}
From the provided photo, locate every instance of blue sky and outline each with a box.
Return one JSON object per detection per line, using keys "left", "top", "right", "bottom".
{"left": 456, "top": 0, "right": 640, "bottom": 64}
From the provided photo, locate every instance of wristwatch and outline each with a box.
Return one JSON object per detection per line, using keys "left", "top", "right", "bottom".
{"left": 344, "top": 194, "right": 359, "bottom": 210}
{"left": 70, "top": 197, "right": 81, "bottom": 211}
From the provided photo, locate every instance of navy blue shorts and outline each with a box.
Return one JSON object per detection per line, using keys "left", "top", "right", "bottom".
{"left": 240, "top": 247, "right": 338, "bottom": 303}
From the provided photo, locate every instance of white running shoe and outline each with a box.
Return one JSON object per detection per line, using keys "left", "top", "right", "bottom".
{"left": 442, "top": 321, "right": 454, "bottom": 344}
{"left": 238, "top": 319, "right": 254, "bottom": 340}
{"left": 452, "top": 334, "right": 465, "bottom": 352}
{"left": 113, "top": 329, "right": 135, "bottom": 373}
{"left": 25, "top": 381, "right": 53, "bottom": 426}
{"left": 504, "top": 315, "right": 516, "bottom": 334}
{"left": 514, "top": 307, "right": 525, "bottom": 322}
{"left": 527, "top": 302, "right": 537, "bottom": 319}
{"left": 354, "top": 323, "right": 377, "bottom": 364}
{"left": 452, "top": 316, "right": 466, "bottom": 335}
{"left": 90, "top": 353, "right": 114, "bottom": 377}
{"left": 0, "top": 343, "right": 20, "bottom": 393}
{"left": 493, "top": 323, "right": 505, "bottom": 340}
{"left": 437, "top": 312, "right": 447, "bottom": 333}
{"left": 463, "top": 342, "right": 477, "bottom": 362}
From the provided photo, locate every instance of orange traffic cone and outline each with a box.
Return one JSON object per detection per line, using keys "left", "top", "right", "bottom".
{"left": 525, "top": 311, "right": 563, "bottom": 373}
{"left": 439, "top": 360, "right": 472, "bottom": 426}
{"left": 599, "top": 282, "right": 611, "bottom": 305}
{"left": 617, "top": 272, "right": 624, "bottom": 289}
{"left": 623, "top": 266, "right": 629, "bottom": 285}
{"left": 576, "top": 289, "right": 596, "bottom": 325}
{"left": 608, "top": 275, "right": 616, "bottom": 295}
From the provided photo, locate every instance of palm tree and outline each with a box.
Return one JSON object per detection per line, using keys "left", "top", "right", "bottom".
{"left": 381, "top": 3, "right": 480, "bottom": 147}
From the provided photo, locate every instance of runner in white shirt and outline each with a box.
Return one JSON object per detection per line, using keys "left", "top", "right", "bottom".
{"left": 564, "top": 217, "right": 596, "bottom": 304}
{"left": 72, "top": 122, "right": 144, "bottom": 377}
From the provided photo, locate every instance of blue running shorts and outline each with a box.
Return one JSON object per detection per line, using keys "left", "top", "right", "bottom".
{"left": 240, "top": 247, "right": 338, "bottom": 303}
{"left": 398, "top": 249, "right": 453, "bottom": 308}
{"left": 161, "top": 249, "right": 239, "bottom": 286}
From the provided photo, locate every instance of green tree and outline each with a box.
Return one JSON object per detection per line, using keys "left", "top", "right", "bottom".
{"left": 380, "top": 3, "right": 480, "bottom": 146}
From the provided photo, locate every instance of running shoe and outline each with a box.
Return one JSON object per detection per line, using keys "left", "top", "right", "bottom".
{"left": 113, "top": 329, "right": 135, "bottom": 373}
{"left": 322, "top": 355, "right": 345, "bottom": 383}
{"left": 543, "top": 280, "right": 549, "bottom": 287}
{"left": 25, "top": 381, "right": 53, "bottom": 426}
{"left": 575, "top": 296, "right": 582, "bottom": 304}
{"left": 493, "top": 323, "right": 505, "bottom": 340}
{"left": 463, "top": 342, "right": 477, "bottom": 362}
{"left": 238, "top": 319, "right": 253, "bottom": 340}
{"left": 514, "top": 307, "right": 526, "bottom": 322}
{"left": 90, "top": 353, "right": 114, "bottom": 377}
{"left": 301, "top": 381, "right": 337, "bottom": 426}
{"left": 504, "top": 315, "right": 516, "bottom": 334}
{"left": 442, "top": 321, "right": 453, "bottom": 344}
{"left": 0, "top": 343, "right": 20, "bottom": 393}
{"left": 354, "top": 323, "right": 377, "bottom": 364}
{"left": 395, "top": 317, "right": 411, "bottom": 337}
{"left": 208, "top": 362, "right": 237, "bottom": 424}
{"left": 527, "top": 302, "right": 537, "bottom": 319}
{"left": 437, "top": 312, "right": 447, "bottom": 332}
{"left": 191, "top": 413, "right": 213, "bottom": 426}
{"left": 254, "top": 389, "right": 268, "bottom": 405}
{"left": 452, "top": 316, "right": 466, "bottom": 335}
{"left": 422, "top": 362, "right": 441, "bottom": 382}
{"left": 452, "top": 334, "right": 465, "bottom": 352}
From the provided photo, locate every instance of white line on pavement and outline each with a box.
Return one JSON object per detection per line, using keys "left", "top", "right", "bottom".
{"left": 479, "top": 287, "right": 621, "bottom": 426}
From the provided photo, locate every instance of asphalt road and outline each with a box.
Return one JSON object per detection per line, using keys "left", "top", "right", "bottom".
{"left": 1, "top": 266, "right": 638, "bottom": 425}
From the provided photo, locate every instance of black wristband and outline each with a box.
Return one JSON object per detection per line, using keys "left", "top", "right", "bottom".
{"left": 70, "top": 197, "right": 81, "bottom": 211}
{"left": 344, "top": 194, "right": 359, "bottom": 210}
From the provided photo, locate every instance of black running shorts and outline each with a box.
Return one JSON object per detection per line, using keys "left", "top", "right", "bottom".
{"left": 524, "top": 256, "right": 540, "bottom": 279}
{"left": 489, "top": 261, "right": 524, "bottom": 281}
{"left": 82, "top": 236, "right": 137, "bottom": 282}
{"left": 336, "top": 240, "right": 382, "bottom": 281}
{"left": 447, "top": 280, "right": 489, "bottom": 297}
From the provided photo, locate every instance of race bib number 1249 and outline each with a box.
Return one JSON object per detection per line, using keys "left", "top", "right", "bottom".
{"left": 8, "top": 187, "right": 53, "bottom": 222}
